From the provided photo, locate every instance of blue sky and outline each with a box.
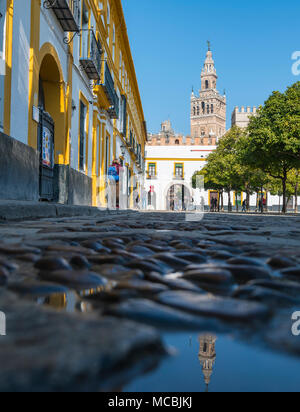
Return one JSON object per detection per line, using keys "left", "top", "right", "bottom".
{"left": 122, "top": 0, "right": 300, "bottom": 135}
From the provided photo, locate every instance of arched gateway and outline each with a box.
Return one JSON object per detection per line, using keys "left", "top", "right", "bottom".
{"left": 37, "top": 45, "right": 66, "bottom": 201}
{"left": 166, "top": 184, "right": 192, "bottom": 211}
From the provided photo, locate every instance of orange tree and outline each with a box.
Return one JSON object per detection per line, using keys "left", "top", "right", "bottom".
{"left": 241, "top": 82, "right": 300, "bottom": 213}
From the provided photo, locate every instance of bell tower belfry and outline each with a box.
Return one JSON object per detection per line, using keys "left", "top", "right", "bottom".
{"left": 201, "top": 41, "right": 218, "bottom": 91}
{"left": 198, "top": 334, "right": 217, "bottom": 392}
{"left": 191, "top": 43, "right": 227, "bottom": 146}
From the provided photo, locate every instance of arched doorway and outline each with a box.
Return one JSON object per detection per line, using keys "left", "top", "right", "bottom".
{"left": 38, "top": 49, "right": 66, "bottom": 201}
{"left": 166, "top": 184, "right": 191, "bottom": 211}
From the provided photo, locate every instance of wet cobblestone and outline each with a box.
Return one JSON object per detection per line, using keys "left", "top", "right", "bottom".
{"left": 0, "top": 211, "right": 300, "bottom": 390}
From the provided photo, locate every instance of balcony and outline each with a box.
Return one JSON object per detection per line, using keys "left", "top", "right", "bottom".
{"left": 173, "top": 174, "right": 184, "bottom": 181}
{"left": 129, "top": 132, "right": 134, "bottom": 149}
{"left": 107, "top": 89, "right": 119, "bottom": 119}
{"left": 147, "top": 174, "right": 157, "bottom": 180}
{"left": 121, "top": 95, "right": 127, "bottom": 136}
{"left": 136, "top": 155, "right": 143, "bottom": 170}
{"left": 95, "top": 62, "right": 119, "bottom": 119}
{"left": 80, "top": 29, "right": 102, "bottom": 80}
{"left": 44, "top": 0, "right": 80, "bottom": 32}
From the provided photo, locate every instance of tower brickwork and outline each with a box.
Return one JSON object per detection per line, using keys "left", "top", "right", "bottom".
{"left": 191, "top": 46, "right": 226, "bottom": 145}
{"left": 199, "top": 334, "right": 217, "bottom": 391}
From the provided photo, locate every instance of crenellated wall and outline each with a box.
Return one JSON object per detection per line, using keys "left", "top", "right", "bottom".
{"left": 231, "top": 106, "right": 258, "bottom": 128}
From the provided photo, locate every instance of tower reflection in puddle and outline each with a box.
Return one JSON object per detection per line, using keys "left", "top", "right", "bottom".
{"left": 198, "top": 334, "right": 217, "bottom": 392}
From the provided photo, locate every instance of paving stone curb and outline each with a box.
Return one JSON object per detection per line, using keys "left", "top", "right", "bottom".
{"left": 0, "top": 201, "right": 132, "bottom": 221}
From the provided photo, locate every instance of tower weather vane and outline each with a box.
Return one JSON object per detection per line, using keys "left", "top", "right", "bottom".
{"left": 207, "top": 40, "right": 211, "bottom": 51}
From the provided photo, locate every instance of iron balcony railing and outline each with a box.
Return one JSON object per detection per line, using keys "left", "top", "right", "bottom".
{"left": 137, "top": 153, "right": 142, "bottom": 167}
{"left": 107, "top": 88, "right": 120, "bottom": 119}
{"left": 121, "top": 95, "right": 127, "bottom": 136}
{"left": 129, "top": 131, "right": 133, "bottom": 148}
{"left": 80, "top": 29, "right": 102, "bottom": 80}
{"left": 173, "top": 174, "right": 184, "bottom": 181}
{"left": 44, "top": 0, "right": 80, "bottom": 32}
{"left": 99, "top": 62, "right": 120, "bottom": 119}
{"left": 129, "top": 139, "right": 137, "bottom": 157}
{"left": 147, "top": 173, "right": 157, "bottom": 180}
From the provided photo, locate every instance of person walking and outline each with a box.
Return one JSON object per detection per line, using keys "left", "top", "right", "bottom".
{"left": 108, "top": 160, "right": 120, "bottom": 209}
{"left": 242, "top": 200, "right": 247, "bottom": 213}
{"left": 142, "top": 187, "right": 147, "bottom": 210}
{"left": 263, "top": 197, "right": 267, "bottom": 213}
{"left": 258, "top": 198, "right": 263, "bottom": 214}
{"left": 213, "top": 197, "right": 218, "bottom": 212}
{"left": 113, "top": 159, "right": 122, "bottom": 209}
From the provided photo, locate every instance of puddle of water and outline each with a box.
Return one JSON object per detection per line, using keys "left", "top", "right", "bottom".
{"left": 33, "top": 285, "right": 300, "bottom": 391}
{"left": 125, "top": 332, "right": 300, "bottom": 392}
{"left": 36, "top": 287, "right": 108, "bottom": 313}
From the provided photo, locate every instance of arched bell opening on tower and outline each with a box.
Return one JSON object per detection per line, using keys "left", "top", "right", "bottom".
{"left": 199, "top": 334, "right": 217, "bottom": 391}
{"left": 190, "top": 45, "right": 226, "bottom": 145}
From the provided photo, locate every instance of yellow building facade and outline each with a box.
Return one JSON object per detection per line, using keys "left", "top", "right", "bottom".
{"left": 0, "top": 0, "right": 146, "bottom": 207}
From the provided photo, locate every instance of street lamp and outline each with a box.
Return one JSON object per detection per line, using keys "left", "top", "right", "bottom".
{"left": 120, "top": 145, "right": 126, "bottom": 158}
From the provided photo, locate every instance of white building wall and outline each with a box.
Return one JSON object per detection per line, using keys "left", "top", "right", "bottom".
{"left": 9, "top": 2, "right": 31, "bottom": 144}
{"left": 145, "top": 145, "right": 214, "bottom": 210}
{"left": 145, "top": 144, "right": 300, "bottom": 211}
{"left": 1, "top": 1, "right": 145, "bottom": 207}
{"left": 39, "top": 7, "right": 103, "bottom": 179}
{"left": 39, "top": 8, "right": 68, "bottom": 80}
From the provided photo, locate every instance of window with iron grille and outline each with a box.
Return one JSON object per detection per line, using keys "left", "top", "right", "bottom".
{"left": 79, "top": 100, "right": 87, "bottom": 171}
{"left": 121, "top": 95, "right": 127, "bottom": 136}
{"left": 148, "top": 164, "right": 156, "bottom": 177}
{"left": 130, "top": 130, "right": 133, "bottom": 147}
{"left": 175, "top": 163, "right": 183, "bottom": 177}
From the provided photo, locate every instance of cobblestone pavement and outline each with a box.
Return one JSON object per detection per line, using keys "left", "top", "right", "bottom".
{"left": 0, "top": 211, "right": 300, "bottom": 391}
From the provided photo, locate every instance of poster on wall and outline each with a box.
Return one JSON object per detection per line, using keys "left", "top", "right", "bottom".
{"left": 42, "top": 127, "right": 52, "bottom": 168}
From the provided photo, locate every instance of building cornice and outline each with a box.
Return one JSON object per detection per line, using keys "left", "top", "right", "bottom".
{"left": 191, "top": 114, "right": 226, "bottom": 122}
{"left": 145, "top": 158, "right": 208, "bottom": 162}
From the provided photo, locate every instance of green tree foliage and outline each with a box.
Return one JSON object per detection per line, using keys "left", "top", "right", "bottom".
{"left": 241, "top": 82, "right": 300, "bottom": 213}
{"left": 192, "top": 82, "right": 300, "bottom": 214}
{"left": 269, "top": 169, "right": 300, "bottom": 212}
{"left": 193, "top": 127, "right": 270, "bottom": 212}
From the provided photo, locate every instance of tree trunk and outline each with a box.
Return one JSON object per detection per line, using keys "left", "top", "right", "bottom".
{"left": 221, "top": 191, "right": 224, "bottom": 212}
{"left": 246, "top": 190, "right": 251, "bottom": 212}
{"left": 295, "top": 183, "right": 299, "bottom": 214}
{"left": 282, "top": 174, "right": 287, "bottom": 214}
{"left": 260, "top": 187, "right": 264, "bottom": 214}
{"left": 236, "top": 192, "right": 239, "bottom": 213}
{"left": 228, "top": 190, "right": 232, "bottom": 212}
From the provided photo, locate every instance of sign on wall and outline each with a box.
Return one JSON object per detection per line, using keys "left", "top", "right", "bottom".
{"left": 42, "top": 126, "right": 52, "bottom": 168}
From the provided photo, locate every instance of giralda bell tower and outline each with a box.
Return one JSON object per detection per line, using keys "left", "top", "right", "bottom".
{"left": 191, "top": 43, "right": 227, "bottom": 146}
